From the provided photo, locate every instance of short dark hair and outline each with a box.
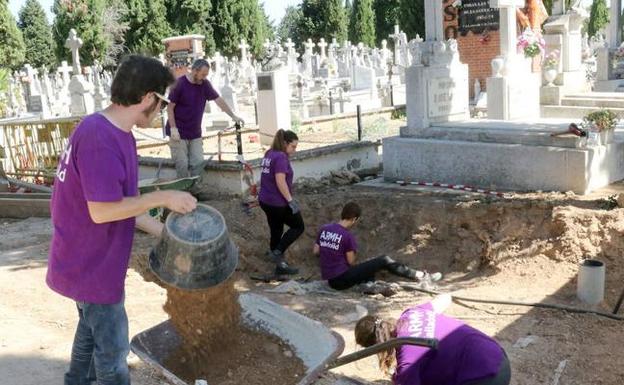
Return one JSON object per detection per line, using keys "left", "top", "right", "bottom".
{"left": 191, "top": 59, "right": 210, "bottom": 71}
{"left": 341, "top": 202, "right": 361, "bottom": 220}
{"left": 110, "top": 55, "right": 174, "bottom": 106}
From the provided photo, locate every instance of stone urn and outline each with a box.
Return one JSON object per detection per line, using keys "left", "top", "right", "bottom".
{"left": 543, "top": 67, "right": 558, "bottom": 86}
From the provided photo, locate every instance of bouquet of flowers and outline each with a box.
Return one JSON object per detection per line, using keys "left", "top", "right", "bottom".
{"left": 544, "top": 49, "right": 560, "bottom": 69}
{"left": 517, "top": 28, "right": 545, "bottom": 59}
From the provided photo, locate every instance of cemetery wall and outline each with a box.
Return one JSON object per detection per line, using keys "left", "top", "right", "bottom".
{"left": 443, "top": 0, "right": 500, "bottom": 97}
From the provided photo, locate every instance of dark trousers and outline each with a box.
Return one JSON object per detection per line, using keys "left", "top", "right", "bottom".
{"left": 260, "top": 201, "right": 305, "bottom": 254}
{"left": 328, "top": 255, "right": 412, "bottom": 290}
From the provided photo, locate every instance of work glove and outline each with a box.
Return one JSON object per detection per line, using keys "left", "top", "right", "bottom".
{"left": 232, "top": 115, "right": 245, "bottom": 127}
{"left": 288, "top": 199, "right": 300, "bottom": 214}
{"left": 170, "top": 127, "right": 181, "bottom": 141}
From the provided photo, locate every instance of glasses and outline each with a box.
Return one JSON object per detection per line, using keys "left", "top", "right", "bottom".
{"left": 154, "top": 92, "right": 170, "bottom": 111}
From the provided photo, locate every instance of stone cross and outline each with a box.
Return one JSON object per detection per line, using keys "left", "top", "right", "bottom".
{"left": 238, "top": 39, "right": 250, "bottom": 62}
{"left": 424, "top": 0, "right": 445, "bottom": 42}
{"left": 304, "top": 39, "right": 315, "bottom": 55}
{"left": 317, "top": 38, "right": 328, "bottom": 59}
{"left": 489, "top": 0, "right": 524, "bottom": 58}
{"left": 65, "top": 29, "right": 83, "bottom": 75}
{"left": 57, "top": 60, "right": 72, "bottom": 86}
{"left": 285, "top": 38, "right": 296, "bottom": 56}
{"left": 551, "top": 0, "right": 566, "bottom": 15}
{"left": 389, "top": 25, "right": 402, "bottom": 65}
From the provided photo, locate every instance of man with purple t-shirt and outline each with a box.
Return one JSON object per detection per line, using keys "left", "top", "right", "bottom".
{"left": 166, "top": 59, "right": 244, "bottom": 178}
{"left": 47, "top": 55, "right": 197, "bottom": 385}
{"left": 355, "top": 296, "right": 511, "bottom": 385}
{"left": 314, "top": 202, "right": 427, "bottom": 290}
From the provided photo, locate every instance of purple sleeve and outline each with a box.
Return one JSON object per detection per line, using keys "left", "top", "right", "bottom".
{"left": 273, "top": 153, "right": 289, "bottom": 174}
{"left": 345, "top": 232, "right": 357, "bottom": 252}
{"left": 168, "top": 78, "right": 183, "bottom": 104}
{"left": 76, "top": 131, "right": 126, "bottom": 202}
{"left": 204, "top": 80, "right": 220, "bottom": 101}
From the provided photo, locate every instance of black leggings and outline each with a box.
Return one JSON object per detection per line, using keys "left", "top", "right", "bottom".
{"left": 328, "top": 255, "right": 413, "bottom": 290}
{"left": 259, "top": 202, "right": 305, "bottom": 254}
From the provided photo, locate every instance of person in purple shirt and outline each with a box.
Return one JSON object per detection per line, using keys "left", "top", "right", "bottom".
{"left": 355, "top": 295, "right": 511, "bottom": 385}
{"left": 314, "top": 202, "right": 439, "bottom": 290}
{"left": 166, "top": 59, "right": 244, "bottom": 178}
{"left": 47, "top": 55, "right": 197, "bottom": 385}
{"left": 258, "top": 129, "right": 302, "bottom": 275}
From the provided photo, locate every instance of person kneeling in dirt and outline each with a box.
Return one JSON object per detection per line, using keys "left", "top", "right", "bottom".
{"left": 355, "top": 295, "right": 511, "bottom": 385}
{"left": 313, "top": 202, "right": 440, "bottom": 290}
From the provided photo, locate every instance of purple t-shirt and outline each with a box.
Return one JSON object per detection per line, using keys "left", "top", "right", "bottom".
{"left": 166, "top": 75, "right": 220, "bottom": 140}
{"left": 258, "top": 150, "right": 293, "bottom": 207}
{"left": 316, "top": 223, "right": 357, "bottom": 280}
{"left": 46, "top": 113, "right": 138, "bottom": 305}
{"left": 394, "top": 303, "right": 504, "bottom": 385}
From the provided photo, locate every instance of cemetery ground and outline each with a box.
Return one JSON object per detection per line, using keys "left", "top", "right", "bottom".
{"left": 3, "top": 183, "right": 624, "bottom": 385}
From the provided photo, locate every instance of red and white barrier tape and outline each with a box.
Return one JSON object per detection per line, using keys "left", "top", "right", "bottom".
{"left": 395, "top": 180, "right": 507, "bottom": 197}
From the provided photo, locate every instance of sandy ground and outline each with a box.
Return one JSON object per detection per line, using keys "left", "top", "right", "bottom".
{"left": 3, "top": 182, "right": 624, "bottom": 385}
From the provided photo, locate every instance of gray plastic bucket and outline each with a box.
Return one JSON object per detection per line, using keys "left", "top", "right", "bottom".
{"left": 577, "top": 259, "right": 605, "bottom": 305}
{"left": 150, "top": 203, "right": 238, "bottom": 290}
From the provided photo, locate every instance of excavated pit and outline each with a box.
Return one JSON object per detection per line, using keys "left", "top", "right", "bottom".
{"left": 130, "top": 186, "right": 624, "bottom": 385}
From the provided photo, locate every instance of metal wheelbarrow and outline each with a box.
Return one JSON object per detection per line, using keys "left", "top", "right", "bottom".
{"left": 131, "top": 293, "right": 437, "bottom": 385}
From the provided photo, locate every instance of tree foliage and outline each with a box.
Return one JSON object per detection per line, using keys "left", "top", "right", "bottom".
{"left": 212, "top": 0, "right": 271, "bottom": 57}
{"left": 348, "top": 0, "right": 375, "bottom": 46}
{"left": 0, "top": 1, "right": 26, "bottom": 69}
{"left": 374, "top": 0, "right": 400, "bottom": 46}
{"left": 398, "top": 0, "right": 424, "bottom": 40}
{"left": 277, "top": 5, "right": 303, "bottom": 46}
{"left": 18, "top": 0, "right": 56, "bottom": 69}
{"left": 125, "top": 0, "right": 172, "bottom": 56}
{"left": 298, "top": 0, "right": 348, "bottom": 44}
{"left": 587, "top": 0, "right": 609, "bottom": 38}
{"left": 165, "top": 0, "right": 215, "bottom": 54}
{"left": 52, "top": 0, "right": 111, "bottom": 66}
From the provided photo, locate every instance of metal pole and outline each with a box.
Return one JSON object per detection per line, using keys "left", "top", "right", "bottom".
{"left": 235, "top": 122, "right": 243, "bottom": 156}
{"left": 390, "top": 85, "right": 394, "bottom": 107}
{"left": 356, "top": 105, "right": 362, "bottom": 141}
{"left": 329, "top": 90, "right": 334, "bottom": 115}
{"left": 254, "top": 102, "right": 259, "bottom": 125}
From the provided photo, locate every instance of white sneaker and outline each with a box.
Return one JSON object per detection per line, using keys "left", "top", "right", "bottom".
{"left": 427, "top": 272, "right": 443, "bottom": 282}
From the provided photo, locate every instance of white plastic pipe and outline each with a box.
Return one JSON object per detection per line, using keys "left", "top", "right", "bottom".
{"left": 577, "top": 259, "right": 605, "bottom": 305}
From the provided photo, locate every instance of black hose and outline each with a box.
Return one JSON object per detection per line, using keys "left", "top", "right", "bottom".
{"left": 399, "top": 284, "right": 624, "bottom": 321}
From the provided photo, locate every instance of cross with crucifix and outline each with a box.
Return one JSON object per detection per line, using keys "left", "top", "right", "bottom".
{"left": 65, "top": 29, "right": 83, "bottom": 75}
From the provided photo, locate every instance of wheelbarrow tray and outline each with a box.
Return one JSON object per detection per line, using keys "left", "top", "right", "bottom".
{"left": 138, "top": 176, "right": 199, "bottom": 194}
{"left": 130, "top": 292, "right": 345, "bottom": 385}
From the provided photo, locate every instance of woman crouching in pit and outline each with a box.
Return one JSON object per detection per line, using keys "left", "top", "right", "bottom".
{"left": 354, "top": 295, "right": 511, "bottom": 385}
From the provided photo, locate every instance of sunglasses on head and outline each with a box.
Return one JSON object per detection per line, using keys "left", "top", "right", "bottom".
{"left": 154, "top": 92, "right": 170, "bottom": 110}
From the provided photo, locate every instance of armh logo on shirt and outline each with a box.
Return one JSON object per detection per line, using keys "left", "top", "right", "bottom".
{"left": 261, "top": 157, "right": 272, "bottom": 174}
{"left": 406, "top": 309, "right": 436, "bottom": 339}
{"left": 318, "top": 230, "right": 342, "bottom": 251}
{"left": 56, "top": 142, "right": 73, "bottom": 183}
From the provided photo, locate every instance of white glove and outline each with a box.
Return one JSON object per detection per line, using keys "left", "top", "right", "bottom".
{"left": 232, "top": 115, "right": 245, "bottom": 126}
{"left": 170, "top": 127, "right": 181, "bottom": 141}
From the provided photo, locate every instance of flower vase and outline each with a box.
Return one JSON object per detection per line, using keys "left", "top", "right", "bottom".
{"left": 543, "top": 68, "right": 558, "bottom": 86}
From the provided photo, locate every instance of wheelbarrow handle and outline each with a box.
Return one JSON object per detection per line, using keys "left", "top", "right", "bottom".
{"left": 327, "top": 337, "right": 438, "bottom": 370}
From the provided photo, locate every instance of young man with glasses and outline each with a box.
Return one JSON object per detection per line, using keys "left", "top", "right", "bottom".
{"left": 166, "top": 58, "right": 244, "bottom": 178}
{"left": 47, "top": 55, "right": 197, "bottom": 385}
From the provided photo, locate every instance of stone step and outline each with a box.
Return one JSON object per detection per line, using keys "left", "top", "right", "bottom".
{"left": 561, "top": 97, "right": 624, "bottom": 108}
{"left": 541, "top": 105, "right": 624, "bottom": 119}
